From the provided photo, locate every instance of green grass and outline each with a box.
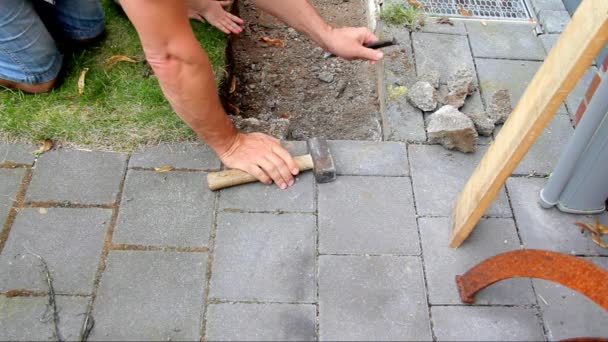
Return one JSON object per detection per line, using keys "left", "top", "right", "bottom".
{"left": 380, "top": 3, "right": 426, "bottom": 31}
{"left": 0, "top": 0, "right": 227, "bottom": 151}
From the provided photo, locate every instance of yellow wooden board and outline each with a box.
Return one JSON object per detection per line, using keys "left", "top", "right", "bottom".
{"left": 450, "top": 0, "right": 608, "bottom": 248}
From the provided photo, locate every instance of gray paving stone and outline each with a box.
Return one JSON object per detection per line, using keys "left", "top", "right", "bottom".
{"left": 412, "top": 32, "right": 475, "bottom": 85}
{"left": 431, "top": 306, "right": 545, "bottom": 341}
{"left": 381, "top": 25, "right": 427, "bottom": 143}
{"left": 328, "top": 141, "right": 408, "bottom": 176}
{"left": 0, "top": 208, "right": 110, "bottom": 294}
{"left": 476, "top": 58, "right": 568, "bottom": 114}
{"left": 26, "top": 150, "right": 127, "bottom": 205}
{"left": 205, "top": 303, "right": 316, "bottom": 341}
{"left": 565, "top": 66, "right": 598, "bottom": 117}
{"left": 419, "top": 217, "right": 535, "bottom": 305}
{"left": 0, "top": 144, "right": 36, "bottom": 165}
{"left": 210, "top": 213, "right": 315, "bottom": 302}
{"left": 90, "top": 251, "right": 207, "bottom": 341}
{"left": 530, "top": 0, "right": 567, "bottom": 11}
{"left": 539, "top": 10, "right": 571, "bottom": 33}
{"left": 0, "top": 168, "right": 24, "bottom": 226}
{"left": 129, "top": 143, "right": 220, "bottom": 170}
{"left": 114, "top": 170, "right": 214, "bottom": 247}
{"left": 219, "top": 172, "right": 314, "bottom": 212}
{"left": 318, "top": 176, "right": 418, "bottom": 255}
{"left": 539, "top": 33, "right": 560, "bottom": 54}
{"left": 466, "top": 22, "right": 545, "bottom": 60}
{"left": 319, "top": 256, "right": 431, "bottom": 341}
{"left": 534, "top": 257, "right": 608, "bottom": 340}
{"left": 421, "top": 18, "right": 467, "bottom": 35}
{"left": 0, "top": 295, "right": 89, "bottom": 341}
{"left": 409, "top": 144, "right": 512, "bottom": 217}
{"left": 507, "top": 177, "right": 608, "bottom": 255}
{"left": 513, "top": 114, "right": 573, "bottom": 175}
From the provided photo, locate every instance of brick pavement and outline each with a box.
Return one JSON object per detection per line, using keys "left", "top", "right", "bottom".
{"left": 2, "top": 9, "right": 608, "bottom": 342}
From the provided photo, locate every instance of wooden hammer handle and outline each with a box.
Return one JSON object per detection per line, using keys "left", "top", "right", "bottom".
{"left": 207, "top": 154, "right": 314, "bottom": 191}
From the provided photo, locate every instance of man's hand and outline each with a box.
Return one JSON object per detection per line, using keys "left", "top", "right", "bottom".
{"left": 322, "top": 27, "right": 383, "bottom": 62}
{"left": 219, "top": 132, "right": 300, "bottom": 189}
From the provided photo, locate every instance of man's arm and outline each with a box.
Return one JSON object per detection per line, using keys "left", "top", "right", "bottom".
{"left": 254, "top": 0, "right": 384, "bottom": 61}
{"left": 120, "top": 0, "right": 299, "bottom": 189}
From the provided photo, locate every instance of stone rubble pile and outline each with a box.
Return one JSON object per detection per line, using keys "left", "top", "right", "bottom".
{"left": 405, "top": 65, "right": 513, "bottom": 153}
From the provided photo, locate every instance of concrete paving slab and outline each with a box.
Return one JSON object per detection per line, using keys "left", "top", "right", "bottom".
{"left": 26, "top": 150, "right": 127, "bottom": 205}
{"left": 530, "top": 0, "right": 567, "bottom": 11}
{"left": 205, "top": 303, "right": 316, "bottom": 341}
{"left": 539, "top": 10, "right": 570, "bottom": 34}
{"left": 0, "top": 144, "right": 36, "bottom": 166}
{"left": 476, "top": 58, "right": 568, "bottom": 114}
{"left": 219, "top": 173, "right": 314, "bottom": 213}
{"left": 210, "top": 213, "right": 315, "bottom": 302}
{"left": 381, "top": 26, "right": 427, "bottom": 143}
{"left": 409, "top": 144, "right": 512, "bottom": 217}
{"left": 114, "top": 170, "right": 214, "bottom": 247}
{"left": 318, "top": 176, "right": 419, "bottom": 255}
{"left": 319, "top": 256, "right": 431, "bottom": 341}
{"left": 129, "top": 143, "right": 220, "bottom": 170}
{"left": 329, "top": 141, "right": 408, "bottom": 176}
{"left": 513, "top": 114, "right": 574, "bottom": 175}
{"left": 0, "top": 295, "right": 89, "bottom": 341}
{"left": 421, "top": 19, "right": 467, "bottom": 35}
{"left": 419, "top": 217, "right": 535, "bottom": 305}
{"left": 90, "top": 251, "right": 207, "bottom": 341}
{"left": 0, "top": 208, "right": 110, "bottom": 294}
{"left": 507, "top": 177, "right": 608, "bottom": 255}
{"left": 412, "top": 32, "right": 476, "bottom": 85}
{"left": 534, "top": 257, "right": 608, "bottom": 340}
{"left": 466, "top": 22, "right": 545, "bottom": 60}
{"left": 565, "top": 66, "right": 598, "bottom": 118}
{"left": 0, "top": 168, "right": 24, "bottom": 226}
{"left": 431, "top": 306, "right": 545, "bottom": 341}
{"left": 539, "top": 34, "right": 560, "bottom": 54}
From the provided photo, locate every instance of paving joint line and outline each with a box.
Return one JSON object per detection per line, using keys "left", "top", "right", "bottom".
{"left": 109, "top": 243, "right": 209, "bottom": 253}
{"left": 1, "top": 290, "right": 91, "bottom": 298}
{"left": 430, "top": 303, "right": 539, "bottom": 309}
{"left": 82, "top": 155, "right": 130, "bottom": 337}
{"left": 220, "top": 209, "right": 315, "bottom": 215}
{"left": 200, "top": 189, "right": 221, "bottom": 342}
{"left": 0, "top": 169, "right": 32, "bottom": 254}
{"left": 318, "top": 253, "right": 422, "bottom": 257}
{"left": 23, "top": 202, "right": 113, "bottom": 209}
{"left": 474, "top": 56, "right": 545, "bottom": 62}
{"left": 128, "top": 167, "right": 220, "bottom": 173}
{"left": 0, "top": 163, "right": 31, "bottom": 169}
{"left": 313, "top": 181, "right": 321, "bottom": 341}
{"left": 406, "top": 143, "right": 437, "bottom": 341}
{"left": 208, "top": 299, "right": 318, "bottom": 305}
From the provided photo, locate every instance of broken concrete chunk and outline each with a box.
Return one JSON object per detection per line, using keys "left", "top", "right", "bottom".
{"left": 417, "top": 70, "right": 440, "bottom": 89}
{"left": 319, "top": 71, "right": 335, "bottom": 83}
{"left": 488, "top": 89, "right": 513, "bottom": 124}
{"left": 447, "top": 66, "right": 477, "bottom": 95}
{"left": 465, "top": 111, "right": 495, "bottom": 137}
{"left": 427, "top": 105, "right": 478, "bottom": 153}
{"left": 230, "top": 116, "right": 290, "bottom": 140}
{"left": 407, "top": 81, "right": 437, "bottom": 112}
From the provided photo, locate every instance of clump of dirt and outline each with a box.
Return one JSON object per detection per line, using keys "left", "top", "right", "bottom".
{"left": 224, "top": 0, "right": 381, "bottom": 141}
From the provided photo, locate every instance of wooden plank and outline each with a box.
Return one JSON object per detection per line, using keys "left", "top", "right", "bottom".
{"left": 450, "top": 0, "right": 608, "bottom": 248}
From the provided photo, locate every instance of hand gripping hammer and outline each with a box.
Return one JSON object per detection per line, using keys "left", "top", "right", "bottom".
{"left": 207, "top": 137, "right": 337, "bottom": 190}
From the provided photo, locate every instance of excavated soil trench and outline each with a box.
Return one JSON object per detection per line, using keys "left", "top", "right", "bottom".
{"left": 223, "top": 0, "right": 381, "bottom": 141}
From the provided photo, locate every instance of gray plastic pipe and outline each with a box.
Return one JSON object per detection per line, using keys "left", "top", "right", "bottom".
{"left": 539, "top": 75, "right": 608, "bottom": 208}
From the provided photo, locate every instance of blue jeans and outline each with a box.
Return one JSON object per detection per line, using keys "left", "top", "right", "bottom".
{"left": 0, "top": 0, "right": 104, "bottom": 84}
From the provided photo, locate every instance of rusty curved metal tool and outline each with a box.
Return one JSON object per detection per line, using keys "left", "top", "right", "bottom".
{"left": 456, "top": 249, "right": 608, "bottom": 311}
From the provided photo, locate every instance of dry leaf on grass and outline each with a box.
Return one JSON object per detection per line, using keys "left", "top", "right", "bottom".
{"left": 458, "top": 7, "right": 473, "bottom": 16}
{"left": 406, "top": 0, "right": 423, "bottom": 8}
{"left": 105, "top": 55, "right": 138, "bottom": 67}
{"left": 279, "top": 113, "right": 291, "bottom": 119}
{"left": 32, "top": 139, "right": 54, "bottom": 155}
{"left": 154, "top": 166, "right": 174, "bottom": 172}
{"left": 77, "top": 68, "right": 89, "bottom": 95}
{"left": 228, "top": 103, "right": 241, "bottom": 116}
{"left": 436, "top": 17, "right": 454, "bottom": 26}
{"left": 259, "top": 36, "right": 285, "bottom": 47}
{"left": 229, "top": 76, "right": 237, "bottom": 94}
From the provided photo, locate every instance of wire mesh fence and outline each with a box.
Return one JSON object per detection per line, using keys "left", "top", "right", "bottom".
{"left": 418, "top": 0, "right": 532, "bottom": 21}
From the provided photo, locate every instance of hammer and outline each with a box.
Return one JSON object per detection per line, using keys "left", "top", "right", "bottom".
{"left": 207, "top": 137, "right": 337, "bottom": 191}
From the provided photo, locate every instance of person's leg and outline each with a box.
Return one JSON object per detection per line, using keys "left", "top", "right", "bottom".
{"left": 0, "top": 0, "right": 62, "bottom": 93}
{"left": 52, "top": 0, "right": 105, "bottom": 43}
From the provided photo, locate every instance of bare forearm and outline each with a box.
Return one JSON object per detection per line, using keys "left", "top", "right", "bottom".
{"left": 253, "top": 0, "right": 332, "bottom": 48}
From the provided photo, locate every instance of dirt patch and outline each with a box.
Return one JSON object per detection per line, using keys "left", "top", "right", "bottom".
{"left": 224, "top": 0, "right": 381, "bottom": 141}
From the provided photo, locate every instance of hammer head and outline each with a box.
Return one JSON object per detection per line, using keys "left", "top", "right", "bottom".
{"left": 306, "top": 137, "right": 336, "bottom": 183}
